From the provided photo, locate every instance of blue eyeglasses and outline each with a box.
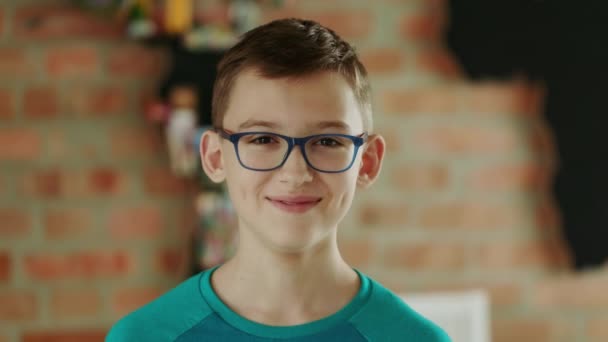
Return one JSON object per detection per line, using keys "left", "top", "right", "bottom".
{"left": 216, "top": 128, "right": 367, "bottom": 173}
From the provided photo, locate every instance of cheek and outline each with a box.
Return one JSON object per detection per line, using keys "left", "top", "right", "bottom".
{"left": 224, "top": 161, "right": 269, "bottom": 205}
{"left": 324, "top": 170, "right": 358, "bottom": 202}
{"left": 222, "top": 152, "right": 250, "bottom": 200}
{"left": 222, "top": 146, "right": 250, "bottom": 182}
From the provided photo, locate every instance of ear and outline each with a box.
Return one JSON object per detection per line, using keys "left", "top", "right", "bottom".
{"left": 357, "top": 134, "right": 386, "bottom": 189}
{"left": 200, "top": 130, "right": 226, "bottom": 183}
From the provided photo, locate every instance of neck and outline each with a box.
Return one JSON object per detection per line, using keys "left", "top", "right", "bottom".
{"left": 210, "top": 226, "right": 359, "bottom": 325}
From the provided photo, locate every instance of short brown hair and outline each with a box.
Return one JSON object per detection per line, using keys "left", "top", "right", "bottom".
{"left": 211, "top": 18, "right": 372, "bottom": 131}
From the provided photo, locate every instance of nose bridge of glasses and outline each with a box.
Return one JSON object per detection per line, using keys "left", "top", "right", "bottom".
{"left": 292, "top": 136, "right": 308, "bottom": 150}
{"left": 282, "top": 136, "right": 310, "bottom": 167}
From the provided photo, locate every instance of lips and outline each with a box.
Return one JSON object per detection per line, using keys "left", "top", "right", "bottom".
{"left": 266, "top": 195, "right": 322, "bottom": 214}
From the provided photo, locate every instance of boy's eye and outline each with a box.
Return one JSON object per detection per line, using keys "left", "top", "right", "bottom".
{"left": 247, "top": 135, "right": 277, "bottom": 144}
{"left": 314, "top": 137, "right": 344, "bottom": 147}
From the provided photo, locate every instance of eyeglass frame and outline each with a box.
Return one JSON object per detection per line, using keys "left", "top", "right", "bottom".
{"left": 215, "top": 128, "right": 368, "bottom": 173}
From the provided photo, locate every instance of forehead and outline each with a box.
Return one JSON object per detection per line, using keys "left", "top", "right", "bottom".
{"left": 222, "top": 69, "right": 364, "bottom": 132}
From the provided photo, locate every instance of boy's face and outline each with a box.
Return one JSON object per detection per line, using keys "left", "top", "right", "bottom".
{"left": 201, "top": 69, "right": 384, "bottom": 253}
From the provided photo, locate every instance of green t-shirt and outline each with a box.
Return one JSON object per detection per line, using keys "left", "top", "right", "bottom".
{"left": 106, "top": 267, "right": 450, "bottom": 341}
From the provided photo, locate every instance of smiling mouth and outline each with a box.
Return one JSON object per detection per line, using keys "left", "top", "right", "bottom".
{"left": 266, "top": 197, "right": 322, "bottom": 214}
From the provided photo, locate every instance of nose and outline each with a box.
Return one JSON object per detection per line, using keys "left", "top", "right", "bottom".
{"left": 278, "top": 145, "right": 313, "bottom": 185}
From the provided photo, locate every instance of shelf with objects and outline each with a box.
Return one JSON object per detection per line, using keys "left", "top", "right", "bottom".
{"left": 76, "top": 0, "right": 285, "bottom": 275}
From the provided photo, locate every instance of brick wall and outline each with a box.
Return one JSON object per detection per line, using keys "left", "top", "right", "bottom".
{"left": 1, "top": 0, "right": 607, "bottom": 341}
{"left": 0, "top": 1, "right": 197, "bottom": 341}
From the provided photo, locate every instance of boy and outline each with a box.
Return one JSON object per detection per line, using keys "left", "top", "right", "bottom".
{"left": 107, "top": 18, "right": 450, "bottom": 341}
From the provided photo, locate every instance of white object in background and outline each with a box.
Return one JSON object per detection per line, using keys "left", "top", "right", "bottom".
{"left": 400, "top": 290, "right": 490, "bottom": 342}
{"left": 166, "top": 108, "right": 197, "bottom": 176}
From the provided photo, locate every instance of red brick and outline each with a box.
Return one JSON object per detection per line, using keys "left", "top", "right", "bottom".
{"left": 372, "top": 276, "right": 415, "bottom": 295}
{"left": 263, "top": 10, "right": 372, "bottom": 39}
{"left": 0, "top": 208, "right": 31, "bottom": 237}
{"left": 384, "top": 243, "right": 466, "bottom": 270}
{"left": 0, "top": 252, "right": 10, "bottom": 282}
{"left": 156, "top": 248, "right": 187, "bottom": 276}
{"left": 475, "top": 240, "right": 566, "bottom": 270}
{"left": 360, "top": 48, "right": 405, "bottom": 74}
{"left": 533, "top": 274, "right": 608, "bottom": 309}
{"left": 194, "top": 2, "right": 231, "bottom": 26}
{"left": 390, "top": 163, "right": 448, "bottom": 192}
{"left": 112, "top": 287, "right": 164, "bottom": 316}
{"left": 0, "top": 290, "right": 37, "bottom": 321}
{"left": 22, "top": 330, "right": 107, "bottom": 342}
{"left": 528, "top": 123, "right": 556, "bottom": 163}
{"left": 0, "top": 88, "right": 15, "bottom": 120}
{"left": 65, "top": 84, "right": 129, "bottom": 116}
{"left": 470, "top": 283, "right": 523, "bottom": 308}
{"left": 22, "top": 168, "right": 128, "bottom": 198}
{"left": 110, "top": 127, "right": 163, "bottom": 158}
{"left": 308, "top": 11, "right": 373, "bottom": 39}
{"left": 24, "top": 85, "right": 59, "bottom": 119}
{"left": 588, "top": 316, "right": 608, "bottom": 342}
{"left": 339, "top": 238, "right": 373, "bottom": 268}
{"left": 375, "top": 126, "right": 401, "bottom": 153}
{"left": 297, "top": 0, "right": 394, "bottom": 6}
{"left": 107, "top": 45, "right": 167, "bottom": 78}
{"left": 469, "top": 162, "right": 549, "bottom": 192}
{"left": 44, "top": 208, "right": 92, "bottom": 239}
{"left": 399, "top": 0, "right": 446, "bottom": 43}
{"left": 0, "top": 128, "right": 42, "bottom": 161}
{"left": 13, "top": 5, "right": 121, "bottom": 39}
{"left": 417, "top": 201, "right": 525, "bottom": 230}
{"left": 493, "top": 319, "right": 552, "bottom": 342}
{"left": 108, "top": 206, "right": 163, "bottom": 240}
{"left": 409, "top": 124, "right": 518, "bottom": 156}
{"left": 0, "top": 47, "right": 34, "bottom": 79}
{"left": 535, "top": 199, "right": 561, "bottom": 233}
{"left": 415, "top": 47, "right": 461, "bottom": 78}
{"left": 50, "top": 288, "right": 101, "bottom": 318}
{"left": 0, "top": 7, "right": 4, "bottom": 37}
{"left": 24, "top": 251, "right": 131, "bottom": 280}
{"left": 88, "top": 168, "right": 123, "bottom": 195}
{"left": 380, "top": 86, "right": 461, "bottom": 115}
{"left": 412, "top": 281, "right": 523, "bottom": 309}
{"left": 144, "top": 167, "right": 195, "bottom": 196}
{"left": 175, "top": 206, "right": 198, "bottom": 239}
{"left": 21, "top": 169, "right": 63, "bottom": 198}
{"left": 261, "top": 8, "right": 303, "bottom": 24}
{"left": 463, "top": 81, "right": 545, "bottom": 116}
{"left": 45, "top": 46, "right": 99, "bottom": 78}
{"left": 359, "top": 202, "right": 408, "bottom": 226}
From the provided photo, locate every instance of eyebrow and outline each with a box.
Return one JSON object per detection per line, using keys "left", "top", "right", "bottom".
{"left": 236, "top": 119, "right": 351, "bottom": 131}
{"left": 237, "top": 120, "right": 281, "bottom": 130}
